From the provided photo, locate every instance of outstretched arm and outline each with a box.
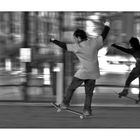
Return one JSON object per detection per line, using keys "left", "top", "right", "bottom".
{"left": 50, "top": 38, "right": 67, "bottom": 51}
{"left": 111, "top": 44, "right": 133, "bottom": 54}
{"left": 101, "top": 21, "right": 110, "bottom": 41}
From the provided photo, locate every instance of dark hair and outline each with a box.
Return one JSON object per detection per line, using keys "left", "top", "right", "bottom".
{"left": 129, "top": 37, "right": 140, "bottom": 50}
{"left": 73, "top": 29, "right": 87, "bottom": 40}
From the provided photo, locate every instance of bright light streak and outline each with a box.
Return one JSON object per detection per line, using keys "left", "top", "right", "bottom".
{"left": 44, "top": 67, "right": 50, "bottom": 85}
{"left": 98, "top": 47, "right": 108, "bottom": 56}
{"left": 100, "top": 63, "right": 129, "bottom": 74}
{"left": 89, "top": 15, "right": 99, "bottom": 21}
{"left": 86, "top": 20, "right": 97, "bottom": 36}
{"left": 100, "top": 71, "right": 108, "bottom": 75}
{"left": 131, "top": 88, "right": 139, "bottom": 94}
{"left": 53, "top": 67, "right": 60, "bottom": 72}
{"left": 5, "top": 59, "right": 12, "bottom": 71}
{"left": 131, "top": 78, "right": 139, "bottom": 85}
{"left": 129, "top": 57, "right": 136, "bottom": 62}
{"left": 99, "top": 57, "right": 130, "bottom": 74}
{"left": 98, "top": 54, "right": 136, "bottom": 74}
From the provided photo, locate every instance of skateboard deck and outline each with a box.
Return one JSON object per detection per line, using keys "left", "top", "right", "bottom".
{"left": 51, "top": 102, "right": 89, "bottom": 119}
{"left": 114, "top": 91, "right": 139, "bottom": 104}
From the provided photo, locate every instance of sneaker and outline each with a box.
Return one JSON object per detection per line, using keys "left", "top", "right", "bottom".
{"left": 119, "top": 90, "right": 128, "bottom": 97}
{"left": 83, "top": 110, "right": 92, "bottom": 116}
{"left": 60, "top": 103, "right": 69, "bottom": 109}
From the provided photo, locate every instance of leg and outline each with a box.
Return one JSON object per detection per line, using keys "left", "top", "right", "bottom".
{"left": 63, "top": 77, "right": 84, "bottom": 106}
{"left": 83, "top": 79, "right": 96, "bottom": 115}
{"left": 120, "top": 68, "right": 139, "bottom": 96}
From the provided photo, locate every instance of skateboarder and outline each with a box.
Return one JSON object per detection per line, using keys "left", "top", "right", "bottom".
{"left": 111, "top": 37, "right": 140, "bottom": 99}
{"left": 50, "top": 21, "right": 110, "bottom": 116}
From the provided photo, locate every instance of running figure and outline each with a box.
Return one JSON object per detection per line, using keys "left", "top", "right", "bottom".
{"left": 111, "top": 37, "right": 140, "bottom": 99}
{"left": 50, "top": 21, "right": 110, "bottom": 116}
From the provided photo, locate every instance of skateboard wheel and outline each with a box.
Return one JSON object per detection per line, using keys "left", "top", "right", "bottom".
{"left": 80, "top": 115, "right": 84, "bottom": 119}
{"left": 57, "top": 108, "right": 61, "bottom": 112}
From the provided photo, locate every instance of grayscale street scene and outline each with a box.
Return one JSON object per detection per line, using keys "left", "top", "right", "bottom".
{"left": 0, "top": 12, "right": 139, "bottom": 128}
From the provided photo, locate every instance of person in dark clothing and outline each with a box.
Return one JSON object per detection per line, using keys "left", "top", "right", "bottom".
{"left": 111, "top": 37, "right": 140, "bottom": 99}
{"left": 50, "top": 21, "right": 110, "bottom": 116}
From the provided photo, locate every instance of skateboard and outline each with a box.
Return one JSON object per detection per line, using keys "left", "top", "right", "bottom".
{"left": 114, "top": 91, "right": 139, "bottom": 104}
{"left": 51, "top": 102, "right": 88, "bottom": 119}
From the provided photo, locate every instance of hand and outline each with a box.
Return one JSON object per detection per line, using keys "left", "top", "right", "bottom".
{"left": 104, "top": 21, "right": 110, "bottom": 26}
{"left": 50, "top": 38, "right": 55, "bottom": 42}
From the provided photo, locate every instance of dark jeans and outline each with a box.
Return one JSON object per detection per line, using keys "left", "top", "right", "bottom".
{"left": 63, "top": 77, "right": 96, "bottom": 111}
{"left": 123, "top": 67, "right": 140, "bottom": 96}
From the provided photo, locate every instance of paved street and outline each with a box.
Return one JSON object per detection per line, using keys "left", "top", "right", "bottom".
{"left": 0, "top": 104, "right": 139, "bottom": 128}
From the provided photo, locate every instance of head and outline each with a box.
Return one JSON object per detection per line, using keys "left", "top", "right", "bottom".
{"left": 129, "top": 37, "right": 140, "bottom": 50}
{"left": 73, "top": 29, "right": 88, "bottom": 43}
